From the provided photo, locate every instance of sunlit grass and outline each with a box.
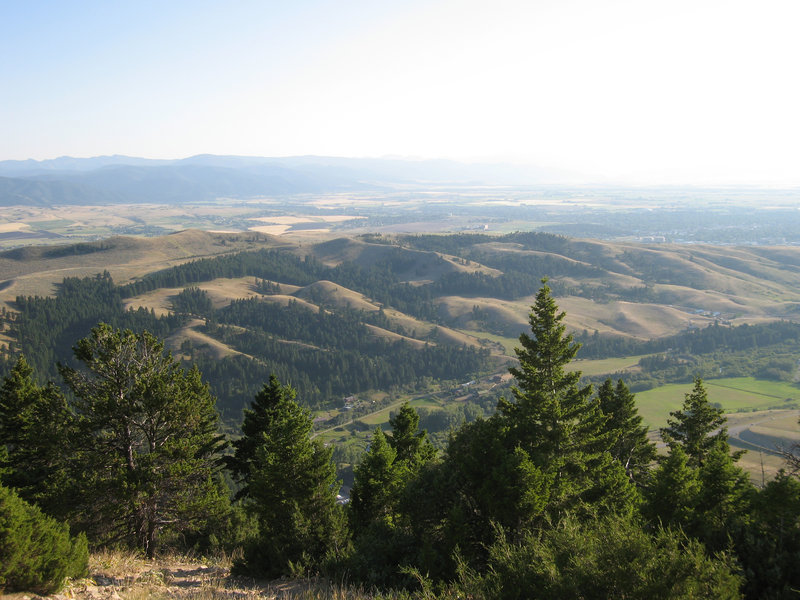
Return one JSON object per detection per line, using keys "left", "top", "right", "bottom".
{"left": 635, "top": 377, "right": 800, "bottom": 428}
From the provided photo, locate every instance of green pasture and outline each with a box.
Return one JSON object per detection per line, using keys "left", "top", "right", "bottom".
{"left": 570, "top": 355, "right": 648, "bottom": 377}
{"left": 409, "top": 397, "right": 444, "bottom": 410}
{"left": 635, "top": 377, "right": 800, "bottom": 429}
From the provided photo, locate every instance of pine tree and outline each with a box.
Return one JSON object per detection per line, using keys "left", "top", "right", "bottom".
{"left": 597, "top": 378, "right": 656, "bottom": 485}
{"left": 0, "top": 356, "right": 73, "bottom": 515}
{"left": 350, "top": 428, "right": 399, "bottom": 533}
{"left": 227, "top": 374, "right": 298, "bottom": 501}
{"left": 644, "top": 443, "right": 701, "bottom": 530}
{"left": 661, "top": 378, "right": 728, "bottom": 468}
{"left": 59, "top": 324, "right": 228, "bottom": 557}
{"left": 386, "top": 403, "right": 436, "bottom": 467}
{"left": 0, "top": 482, "right": 88, "bottom": 594}
{"left": 649, "top": 380, "right": 752, "bottom": 553}
{"left": 500, "top": 279, "right": 635, "bottom": 517}
{"left": 229, "top": 375, "right": 344, "bottom": 577}
{"left": 694, "top": 437, "right": 752, "bottom": 552}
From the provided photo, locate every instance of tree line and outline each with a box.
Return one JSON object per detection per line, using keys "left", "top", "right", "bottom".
{"left": 2, "top": 281, "right": 800, "bottom": 597}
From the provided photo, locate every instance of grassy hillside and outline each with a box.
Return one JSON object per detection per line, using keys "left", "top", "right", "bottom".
{"left": 3, "top": 230, "right": 800, "bottom": 446}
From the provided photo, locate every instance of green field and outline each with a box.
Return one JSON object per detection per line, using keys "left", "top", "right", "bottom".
{"left": 570, "top": 355, "right": 648, "bottom": 377}
{"left": 635, "top": 377, "right": 800, "bottom": 428}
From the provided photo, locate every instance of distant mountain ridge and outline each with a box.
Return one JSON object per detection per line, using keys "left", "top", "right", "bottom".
{"left": 0, "top": 155, "right": 566, "bottom": 206}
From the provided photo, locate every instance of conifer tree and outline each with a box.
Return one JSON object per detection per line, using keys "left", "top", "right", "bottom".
{"left": 649, "top": 380, "right": 752, "bottom": 553}
{"left": 499, "top": 279, "right": 635, "bottom": 517}
{"left": 350, "top": 428, "right": 399, "bottom": 533}
{"left": 0, "top": 482, "right": 88, "bottom": 594}
{"left": 661, "top": 378, "right": 728, "bottom": 468}
{"left": 0, "top": 356, "right": 73, "bottom": 515}
{"left": 644, "top": 443, "right": 701, "bottom": 530}
{"left": 386, "top": 402, "right": 436, "bottom": 467}
{"left": 229, "top": 375, "right": 344, "bottom": 577}
{"left": 597, "top": 378, "right": 656, "bottom": 485}
{"left": 59, "top": 324, "right": 228, "bottom": 558}
{"left": 227, "top": 374, "right": 298, "bottom": 501}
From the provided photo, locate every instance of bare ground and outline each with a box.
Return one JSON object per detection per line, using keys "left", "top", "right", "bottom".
{"left": 7, "top": 553, "right": 349, "bottom": 600}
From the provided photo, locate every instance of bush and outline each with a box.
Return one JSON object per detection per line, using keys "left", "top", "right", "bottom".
{"left": 480, "top": 516, "right": 743, "bottom": 600}
{"left": 0, "top": 483, "right": 88, "bottom": 594}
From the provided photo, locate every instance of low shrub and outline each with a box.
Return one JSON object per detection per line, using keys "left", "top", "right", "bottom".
{"left": 0, "top": 483, "right": 88, "bottom": 594}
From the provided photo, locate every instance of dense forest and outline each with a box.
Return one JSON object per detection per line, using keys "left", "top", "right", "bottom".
{"left": 2, "top": 281, "right": 800, "bottom": 598}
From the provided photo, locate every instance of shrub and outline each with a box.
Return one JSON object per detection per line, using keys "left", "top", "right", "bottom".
{"left": 0, "top": 483, "right": 88, "bottom": 594}
{"left": 480, "top": 515, "right": 743, "bottom": 600}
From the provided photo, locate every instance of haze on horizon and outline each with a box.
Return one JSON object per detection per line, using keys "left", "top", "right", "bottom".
{"left": 2, "top": 0, "right": 799, "bottom": 186}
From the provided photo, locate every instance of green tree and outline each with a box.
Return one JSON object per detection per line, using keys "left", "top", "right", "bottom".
{"left": 59, "top": 324, "right": 228, "bottom": 558}
{"left": 694, "top": 437, "right": 752, "bottom": 552}
{"left": 499, "top": 279, "right": 636, "bottom": 517}
{"left": 661, "top": 378, "right": 728, "bottom": 468}
{"left": 229, "top": 375, "right": 345, "bottom": 577}
{"left": 0, "top": 482, "right": 88, "bottom": 595}
{"left": 386, "top": 402, "right": 436, "bottom": 467}
{"left": 597, "top": 378, "right": 656, "bottom": 486}
{"left": 0, "top": 356, "right": 73, "bottom": 514}
{"left": 738, "top": 471, "right": 800, "bottom": 599}
{"left": 649, "top": 381, "right": 753, "bottom": 554}
{"left": 644, "top": 443, "right": 701, "bottom": 530}
{"left": 349, "top": 428, "right": 399, "bottom": 533}
{"left": 479, "top": 514, "right": 743, "bottom": 600}
{"left": 227, "top": 374, "right": 298, "bottom": 501}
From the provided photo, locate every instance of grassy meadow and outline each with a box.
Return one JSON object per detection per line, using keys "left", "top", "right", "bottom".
{"left": 635, "top": 377, "right": 800, "bottom": 429}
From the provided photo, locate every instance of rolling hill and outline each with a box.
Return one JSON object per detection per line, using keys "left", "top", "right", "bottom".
{"left": 4, "top": 229, "right": 800, "bottom": 438}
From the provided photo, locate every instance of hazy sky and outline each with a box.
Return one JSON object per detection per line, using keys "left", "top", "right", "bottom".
{"left": 2, "top": 0, "right": 799, "bottom": 184}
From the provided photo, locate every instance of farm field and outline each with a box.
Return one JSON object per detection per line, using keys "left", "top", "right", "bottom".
{"left": 634, "top": 378, "right": 800, "bottom": 429}
{"left": 635, "top": 378, "right": 800, "bottom": 482}
{"left": 570, "top": 355, "right": 647, "bottom": 377}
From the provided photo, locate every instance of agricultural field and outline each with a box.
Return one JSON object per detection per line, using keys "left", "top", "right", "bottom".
{"left": 635, "top": 378, "right": 800, "bottom": 429}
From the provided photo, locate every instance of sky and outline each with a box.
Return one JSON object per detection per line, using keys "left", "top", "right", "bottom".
{"left": 2, "top": 0, "right": 800, "bottom": 185}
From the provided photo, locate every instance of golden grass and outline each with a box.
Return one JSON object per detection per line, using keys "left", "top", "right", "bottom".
{"left": 364, "top": 324, "right": 428, "bottom": 348}
{"left": 165, "top": 320, "right": 243, "bottom": 360}
{"left": 294, "top": 280, "right": 381, "bottom": 312}
{"left": 0, "top": 230, "right": 288, "bottom": 311}
{"left": 0, "top": 222, "right": 31, "bottom": 233}
{"left": 431, "top": 326, "right": 483, "bottom": 348}
{"left": 436, "top": 295, "right": 528, "bottom": 332}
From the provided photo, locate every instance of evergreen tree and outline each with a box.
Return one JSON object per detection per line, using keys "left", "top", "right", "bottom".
{"left": 0, "top": 482, "right": 88, "bottom": 595}
{"left": 0, "top": 357, "right": 73, "bottom": 514}
{"left": 644, "top": 443, "right": 701, "bottom": 530}
{"left": 480, "top": 514, "right": 743, "bottom": 600}
{"left": 694, "top": 437, "right": 752, "bottom": 552}
{"left": 386, "top": 403, "right": 436, "bottom": 467}
{"left": 229, "top": 376, "right": 345, "bottom": 577}
{"left": 661, "top": 378, "right": 728, "bottom": 468}
{"left": 499, "top": 279, "right": 636, "bottom": 517}
{"left": 347, "top": 404, "right": 438, "bottom": 585}
{"left": 59, "top": 324, "right": 228, "bottom": 557}
{"left": 738, "top": 471, "right": 800, "bottom": 599}
{"left": 227, "top": 374, "right": 298, "bottom": 501}
{"left": 350, "top": 428, "right": 399, "bottom": 533}
{"left": 597, "top": 378, "right": 656, "bottom": 485}
{"left": 649, "top": 381, "right": 753, "bottom": 555}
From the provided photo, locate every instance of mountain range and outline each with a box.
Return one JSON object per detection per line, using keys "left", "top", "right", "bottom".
{"left": 0, "top": 155, "right": 567, "bottom": 206}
